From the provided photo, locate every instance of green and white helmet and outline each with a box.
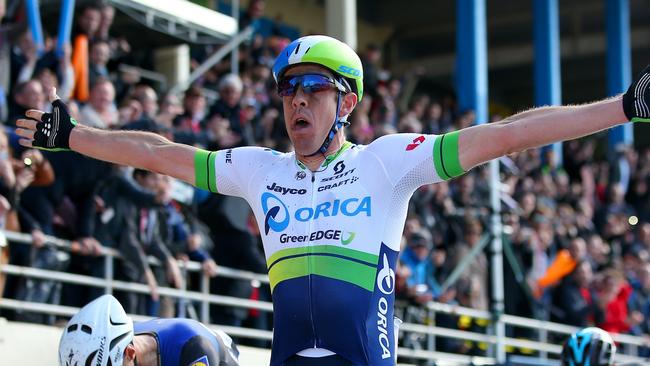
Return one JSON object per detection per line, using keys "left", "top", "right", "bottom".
{"left": 272, "top": 35, "right": 364, "bottom": 101}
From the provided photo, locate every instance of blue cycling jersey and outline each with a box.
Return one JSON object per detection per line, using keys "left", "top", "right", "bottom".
{"left": 194, "top": 133, "right": 462, "bottom": 365}
{"left": 134, "top": 318, "right": 237, "bottom": 366}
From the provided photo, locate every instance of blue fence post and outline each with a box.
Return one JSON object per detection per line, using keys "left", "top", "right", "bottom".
{"left": 456, "top": 0, "right": 488, "bottom": 125}
{"left": 606, "top": 0, "right": 633, "bottom": 148}
{"left": 456, "top": 1, "right": 507, "bottom": 364}
{"left": 534, "top": 0, "right": 563, "bottom": 166}
{"left": 57, "top": 0, "right": 76, "bottom": 58}
{"left": 25, "top": 0, "right": 44, "bottom": 55}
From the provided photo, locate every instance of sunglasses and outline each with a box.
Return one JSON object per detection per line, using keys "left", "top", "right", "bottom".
{"left": 277, "top": 73, "right": 349, "bottom": 97}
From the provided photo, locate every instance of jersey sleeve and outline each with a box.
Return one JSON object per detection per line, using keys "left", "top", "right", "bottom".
{"left": 365, "top": 131, "right": 465, "bottom": 190}
{"left": 179, "top": 335, "right": 221, "bottom": 366}
{"left": 193, "top": 146, "right": 267, "bottom": 199}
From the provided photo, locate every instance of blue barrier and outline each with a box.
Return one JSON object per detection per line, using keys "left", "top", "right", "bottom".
{"left": 57, "top": 0, "right": 76, "bottom": 58}
{"left": 25, "top": 0, "right": 44, "bottom": 55}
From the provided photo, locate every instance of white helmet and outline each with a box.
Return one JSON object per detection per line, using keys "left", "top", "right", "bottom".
{"left": 58, "top": 295, "right": 134, "bottom": 366}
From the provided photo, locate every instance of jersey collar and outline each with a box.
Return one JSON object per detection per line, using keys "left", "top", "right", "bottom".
{"left": 296, "top": 141, "right": 353, "bottom": 170}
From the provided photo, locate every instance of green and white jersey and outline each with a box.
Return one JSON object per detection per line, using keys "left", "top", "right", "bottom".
{"left": 194, "top": 132, "right": 463, "bottom": 366}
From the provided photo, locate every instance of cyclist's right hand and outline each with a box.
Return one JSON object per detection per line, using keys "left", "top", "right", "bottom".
{"left": 15, "top": 87, "right": 77, "bottom": 151}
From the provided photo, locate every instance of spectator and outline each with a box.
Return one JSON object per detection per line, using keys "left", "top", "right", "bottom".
{"left": 7, "top": 79, "right": 44, "bottom": 127}
{"left": 400, "top": 229, "right": 436, "bottom": 305}
{"left": 88, "top": 39, "right": 110, "bottom": 88}
{"left": 447, "top": 217, "right": 489, "bottom": 310}
{"left": 209, "top": 74, "right": 253, "bottom": 147}
{"left": 79, "top": 77, "right": 118, "bottom": 129}
{"left": 551, "top": 260, "right": 602, "bottom": 327}
{"left": 595, "top": 268, "right": 636, "bottom": 334}
{"left": 629, "top": 263, "right": 650, "bottom": 355}
{"left": 96, "top": 168, "right": 182, "bottom": 315}
{"left": 173, "top": 85, "right": 207, "bottom": 145}
{"left": 360, "top": 43, "right": 382, "bottom": 98}
{"left": 71, "top": 3, "right": 103, "bottom": 102}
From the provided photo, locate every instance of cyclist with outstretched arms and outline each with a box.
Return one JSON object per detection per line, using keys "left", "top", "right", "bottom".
{"left": 16, "top": 35, "right": 650, "bottom": 366}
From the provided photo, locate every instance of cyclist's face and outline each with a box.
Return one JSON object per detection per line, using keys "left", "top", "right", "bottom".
{"left": 281, "top": 64, "right": 355, "bottom": 156}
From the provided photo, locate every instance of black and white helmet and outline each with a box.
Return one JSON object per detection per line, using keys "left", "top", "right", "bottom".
{"left": 58, "top": 295, "right": 134, "bottom": 366}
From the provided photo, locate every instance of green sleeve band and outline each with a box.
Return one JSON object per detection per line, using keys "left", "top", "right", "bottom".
{"left": 194, "top": 149, "right": 218, "bottom": 193}
{"left": 433, "top": 131, "right": 465, "bottom": 180}
{"left": 632, "top": 117, "right": 650, "bottom": 123}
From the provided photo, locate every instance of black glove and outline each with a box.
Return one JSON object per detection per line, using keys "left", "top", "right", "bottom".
{"left": 32, "top": 99, "right": 77, "bottom": 151}
{"left": 623, "top": 65, "right": 650, "bottom": 122}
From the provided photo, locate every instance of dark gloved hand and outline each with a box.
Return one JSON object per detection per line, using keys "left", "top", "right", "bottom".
{"left": 32, "top": 99, "right": 77, "bottom": 151}
{"left": 623, "top": 65, "right": 650, "bottom": 122}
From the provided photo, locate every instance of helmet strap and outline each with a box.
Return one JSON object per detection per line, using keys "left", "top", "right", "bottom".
{"left": 306, "top": 89, "right": 349, "bottom": 157}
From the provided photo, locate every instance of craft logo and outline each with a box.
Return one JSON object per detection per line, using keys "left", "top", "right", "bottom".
{"left": 318, "top": 176, "right": 358, "bottom": 192}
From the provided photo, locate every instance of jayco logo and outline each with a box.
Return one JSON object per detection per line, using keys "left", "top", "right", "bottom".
{"left": 267, "top": 182, "right": 306, "bottom": 195}
{"left": 261, "top": 193, "right": 371, "bottom": 235}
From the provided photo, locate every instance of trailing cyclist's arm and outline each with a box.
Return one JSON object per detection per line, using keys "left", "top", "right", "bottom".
{"left": 457, "top": 96, "right": 626, "bottom": 170}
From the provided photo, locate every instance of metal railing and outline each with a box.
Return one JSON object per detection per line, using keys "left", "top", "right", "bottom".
{"left": 1, "top": 229, "right": 649, "bottom": 365}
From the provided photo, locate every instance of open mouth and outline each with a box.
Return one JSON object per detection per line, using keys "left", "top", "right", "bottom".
{"left": 296, "top": 119, "right": 309, "bottom": 127}
{"left": 293, "top": 118, "right": 311, "bottom": 131}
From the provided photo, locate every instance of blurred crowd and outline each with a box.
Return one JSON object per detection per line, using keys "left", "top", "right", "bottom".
{"left": 0, "top": 0, "right": 649, "bottom": 357}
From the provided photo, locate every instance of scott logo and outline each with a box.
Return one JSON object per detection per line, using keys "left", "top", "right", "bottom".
{"left": 405, "top": 135, "right": 426, "bottom": 151}
{"left": 376, "top": 254, "right": 395, "bottom": 295}
{"left": 261, "top": 192, "right": 290, "bottom": 235}
{"left": 321, "top": 168, "right": 356, "bottom": 182}
{"left": 337, "top": 65, "right": 361, "bottom": 77}
{"left": 333, "top": 161, "right": 345, "bottom": 174}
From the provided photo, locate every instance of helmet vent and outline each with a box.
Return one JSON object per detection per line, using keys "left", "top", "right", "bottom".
{"left": 110, "top": 331, "right": 132, "bottom": 351}
{"left": 81, "top": 325, "right": 92, "bottom": 334}
{"left": 67, "top": 324, "right": 78, "bottom": 333}
{"left": 85, "top": 350, "right": 98, "bottom": 366}
{"left": 294, "top": 42, "right": 301, "bottom": 55}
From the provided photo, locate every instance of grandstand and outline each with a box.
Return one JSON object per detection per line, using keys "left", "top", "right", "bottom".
{"left": 1, "top": 0, "right": 650, "bottom": 365}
